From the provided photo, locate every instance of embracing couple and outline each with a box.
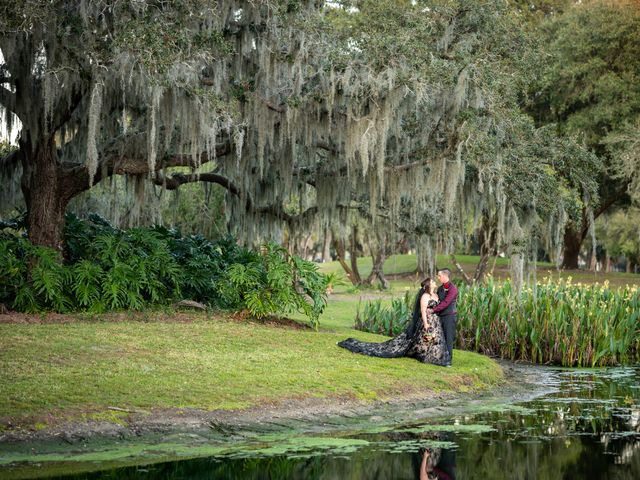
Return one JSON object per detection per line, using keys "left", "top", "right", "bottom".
{"left": 338, "top": 268, "right": 458, "bottom": 367}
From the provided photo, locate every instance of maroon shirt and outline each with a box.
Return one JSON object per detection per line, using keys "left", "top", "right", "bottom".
{"left": 433, "top": 281, "right": 458, "bottom": 315}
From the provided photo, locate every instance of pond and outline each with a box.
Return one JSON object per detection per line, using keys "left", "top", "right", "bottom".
{"left": 2, "top": 365, "right": 639, "bottom": 479}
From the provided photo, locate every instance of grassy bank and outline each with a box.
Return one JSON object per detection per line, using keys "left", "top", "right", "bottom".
{"left": 0, "top": 301, "right": 503, "bottom": 431}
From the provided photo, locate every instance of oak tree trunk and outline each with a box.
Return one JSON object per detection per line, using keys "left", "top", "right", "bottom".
{"left": 561, "top": 225, "right": 582, "bottom": 270}
{"left": 349, "top": 225, "right": 363, "bottom": 284}
{"left": 366, "top": 242, "right": 388, "bottom": 289}
{"left": 20, "top": 137, "right": 69, "bottom": 253}
{"left": 333, "top": 236, "right": 358, "bottom": 285}
{"left": 473, "top": 211, "right": 498, "bottom": 283}
{"left": 322, "top": 226, "right": 331, "bottom": 262}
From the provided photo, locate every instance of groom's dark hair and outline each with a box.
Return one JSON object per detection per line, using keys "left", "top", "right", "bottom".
{"left": 437, "top": 268, "right": 452, "bottom": 277}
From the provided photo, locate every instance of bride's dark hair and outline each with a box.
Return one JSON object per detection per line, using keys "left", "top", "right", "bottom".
{"left": 407, "top": 277, "right": 433, "bottom": 338}
{"left": 420, "top": 277, "right": 434, "bottom": 294}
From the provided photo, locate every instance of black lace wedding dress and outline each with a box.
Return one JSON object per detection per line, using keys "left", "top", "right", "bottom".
{"left": 337, "top": 289, "right": 451, "bottom": 366}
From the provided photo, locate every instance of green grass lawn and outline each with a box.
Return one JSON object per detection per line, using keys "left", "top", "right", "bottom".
{"left": 0, "top": 301, "right": 502, "bottom": 430}
{"left": 3, "top": 254, "right": 637, "bottom": 432}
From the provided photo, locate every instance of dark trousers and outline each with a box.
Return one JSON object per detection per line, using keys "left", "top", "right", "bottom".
{"left": 440, "top": 314, "right": 457, "bottom": 363}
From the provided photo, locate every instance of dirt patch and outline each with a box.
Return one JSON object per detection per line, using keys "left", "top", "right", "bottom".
{"left": 228, "top": 310, "right": 312, "bottom": 330}
{"left": 0, "top": 309, "right": 311, "bottom": 330}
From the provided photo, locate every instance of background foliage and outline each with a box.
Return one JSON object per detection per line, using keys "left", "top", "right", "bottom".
{"left": 353, "top": 292, "right": 414, "bottom": 337}
{"left": 0, "top": 215, "right": 327, "bottom": 325}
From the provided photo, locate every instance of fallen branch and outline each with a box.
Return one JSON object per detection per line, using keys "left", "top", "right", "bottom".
{"left": 173, "top": 300, "right": 208, "bottom": 311}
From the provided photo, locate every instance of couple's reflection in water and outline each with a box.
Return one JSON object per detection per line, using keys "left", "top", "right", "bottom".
{"left": 417, "top": 447, "right": 456, "bottom": 480}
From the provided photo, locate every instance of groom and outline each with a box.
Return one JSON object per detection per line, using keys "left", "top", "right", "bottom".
{"left": 427, "top": 268, "right": 458, "bottom": 366}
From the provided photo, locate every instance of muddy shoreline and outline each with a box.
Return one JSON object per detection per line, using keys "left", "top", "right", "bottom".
{"left": 0, "top": 361, "right": 554, "bottom": 447}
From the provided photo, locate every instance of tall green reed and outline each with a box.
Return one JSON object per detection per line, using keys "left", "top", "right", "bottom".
{"left": 354, "top": 291, "right": 413, "bottom": 336}
{"left": 457, "top": 278, "right": 640, "bottom": 367}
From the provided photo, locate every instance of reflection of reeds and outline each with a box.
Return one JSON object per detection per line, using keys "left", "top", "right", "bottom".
{"left": 457, "top": 279, "right": 640, "bottom": 367}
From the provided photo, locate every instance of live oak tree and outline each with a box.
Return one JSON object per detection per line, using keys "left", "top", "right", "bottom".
{"left": 0, "top": 0, "right": 594, "bottom": 293}
{"left": 0, "top": 0, "right": 242, "bottom": 252}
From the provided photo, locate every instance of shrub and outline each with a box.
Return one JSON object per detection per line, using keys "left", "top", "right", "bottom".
{"left": 150, "top": 227, "right": 256, "bottom": 307}
{"left": 352, "top": 278, "right": 639, "bottom": 367}
{"left": 323, "top": 272, "right": 348, "bottom": 294}
{"left": 0, "top": 215, "right": 328, "bottom": 326}
{"left": 457, "top": 278, "right": 640, "bottom": 367}
{"left": 218, "top": 243, "right": 327, "bottom": 328}
{"left": 0, "top": 237, "right": 71, "bottom": 313}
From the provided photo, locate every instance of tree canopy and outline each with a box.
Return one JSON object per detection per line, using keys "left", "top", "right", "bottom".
{"left": 528, "top": 0, "right": 640, "bottom": 268}
{"left": 0, "top": 0, "right": 605, "bottom": 284}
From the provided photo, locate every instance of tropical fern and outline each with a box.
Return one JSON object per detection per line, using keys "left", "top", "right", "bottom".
{"left": 217, "top": 242, "right": 327, "bottom": 327}
{"left": 1, "top": 217, "right": 327, "bottom": 325}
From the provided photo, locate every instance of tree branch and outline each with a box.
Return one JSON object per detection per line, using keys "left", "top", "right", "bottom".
{"left": 50, "top": 83, "right": 87, "bottom": 134}
{"left": 152, "top": 169, "right": 323, "bottom": 223}
{"left": 254, "top": 93, "right": 285, "bottom": 114}
{"left": 153, "top": 171, "right": 240, "bottom": 195}
{"left": 594, "top": 180, "right": 631, "bottom": 218}
{"left": 60, "top": 142, "right": 233, "bottom": 200}
{"left": 200, "top": 77, "right": 285, "bottom": 113}
{"left": 579, "top": 180, "right": 632, "bottom": 240}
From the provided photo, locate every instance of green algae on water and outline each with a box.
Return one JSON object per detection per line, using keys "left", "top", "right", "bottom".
{"left": 399, "top": 423, "right": 495, "bottom": 434}
{"left": 238, "top": 437, "right": 370, "bottom": 457}
{"left": 374, "top": 439, "right": 457, "bottom": 453}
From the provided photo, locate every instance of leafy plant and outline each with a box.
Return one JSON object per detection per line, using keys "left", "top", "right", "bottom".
{"left": 457, "top": 278, "right": 640, "bottom": 367}
{"left": 354, "top": 291, "right": 413, "bottom": 337}
{"left": 323, "top": 272, "right": 348, "bottom": 294}
{"left": 0, "top": 215, "right": 328, "bottom": 326}
{"left": 218, "top": 242, "right": 327, "bottom": 328}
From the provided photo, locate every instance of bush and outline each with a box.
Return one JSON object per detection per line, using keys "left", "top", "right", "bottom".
{"left": 0, "top": 237, "right": 71, "bottom": 313}
{"left": 352, "top": 279, "right": 640, "bottom": 366}
{"left": 218, "top": 243, "right": 327, "bottom": 328}
{"left": 149, "top": 226, "right": 256, "bottom": 307}
{"left": 457, "top": 278, "right": 640, "bottom": 367}
{"left": 0, "top": 214, "right": 328, "bottom": 325}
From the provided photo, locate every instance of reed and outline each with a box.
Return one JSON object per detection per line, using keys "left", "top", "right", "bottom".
{"left": 353, "top": 279, "right": 639, "bottom": 367}
{"left": 354, "top": 292, "right": 413, "bottom": 337}
{"left": 457, "top": 278, "right": 640, "bottom": 367}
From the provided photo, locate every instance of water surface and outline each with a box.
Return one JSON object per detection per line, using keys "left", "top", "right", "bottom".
{"left": 2, "top": 365, "right": 639, "bottom": 479}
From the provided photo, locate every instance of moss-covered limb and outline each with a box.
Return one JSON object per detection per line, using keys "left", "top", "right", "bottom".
{"left": 0, "top": 305, "right": 503, "bottom": 432}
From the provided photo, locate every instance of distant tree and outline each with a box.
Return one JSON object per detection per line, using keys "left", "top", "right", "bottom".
{"left": 528, "top": 0, "right": 640, "bottom": 268}
{"left": 597, "top": 208, "right": 640, "bottom": 273}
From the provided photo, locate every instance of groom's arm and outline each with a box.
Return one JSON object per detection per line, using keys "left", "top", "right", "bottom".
{"left": 432, "top": 284, "right": 458, "bottom": 314}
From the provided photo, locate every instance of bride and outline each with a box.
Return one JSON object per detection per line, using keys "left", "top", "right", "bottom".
{"left": 337, "top": 278, "right": 451, "bottom": 366}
